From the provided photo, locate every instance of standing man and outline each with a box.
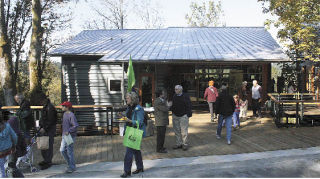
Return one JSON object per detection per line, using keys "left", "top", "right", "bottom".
{"left": 154, "top": 89, "right": 169, "bottom": 153}
{"left": 216, "top": 85, "right": 235, "bottom": 145}
{"left": 251, "top": 80, "right": 263, "bottom": 118}
{"left": 204, "top": 80, "right": 219, "bottom": 122}
{"left": 14, "top": 94, "right": 33, "bottom": 141}
{"left": 38, "top": 93, "right": 57, "bottom": 170}
{"left": 170, "top": 85, "right": 192, "bottom": 151}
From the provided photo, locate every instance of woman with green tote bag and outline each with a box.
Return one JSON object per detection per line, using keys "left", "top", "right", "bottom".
{"left": 121, "top": 92, "right": 146, "bottom": 178}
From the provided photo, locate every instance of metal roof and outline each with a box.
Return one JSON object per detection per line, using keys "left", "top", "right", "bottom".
{"left": 51, "top": 27, "right": 289, "bottom": 62}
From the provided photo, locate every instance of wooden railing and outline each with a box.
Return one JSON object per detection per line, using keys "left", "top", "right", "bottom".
{"left": 268, "top": 93, "right": 320, "bottom": 127}
{"left": 1, "top": 105, "right": 122, "bottom": 136}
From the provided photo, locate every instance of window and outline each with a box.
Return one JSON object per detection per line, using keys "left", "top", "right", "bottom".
{"left": 109, "top": 79, "right": 121, "bottom": 92}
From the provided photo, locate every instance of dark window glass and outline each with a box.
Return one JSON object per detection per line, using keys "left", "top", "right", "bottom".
{"left": 110, "top": 80, "right": 121, "bottom": 92}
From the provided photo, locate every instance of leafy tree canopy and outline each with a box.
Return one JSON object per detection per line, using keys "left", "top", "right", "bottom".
{"left": 259, "top": 0, "right": 320, "bottom": 61}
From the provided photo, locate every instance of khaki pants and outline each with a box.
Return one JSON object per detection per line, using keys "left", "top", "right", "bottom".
{"left": 172, "top": 114, "right": 189, "bottom": 146}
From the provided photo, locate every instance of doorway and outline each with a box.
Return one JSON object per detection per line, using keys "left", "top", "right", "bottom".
{"left": 139, "top": 73, "right": 155, "bottom": 107}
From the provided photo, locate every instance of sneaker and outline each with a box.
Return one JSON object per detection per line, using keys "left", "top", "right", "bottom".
{"left": 65, "top": 168, "right": 76, "bottom": 173}
{"left": 216, "top": 134, "right": 221, "bottom": 139}
{"left": 227, "top": 140, "right": 231, "bottom": 145}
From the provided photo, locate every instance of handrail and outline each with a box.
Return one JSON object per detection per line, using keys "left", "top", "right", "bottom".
{"left": 268, "top": 93, "right": 320, "bottom": 104}
{"left": 1, "top": 105, "right": 114, "bottom": 110}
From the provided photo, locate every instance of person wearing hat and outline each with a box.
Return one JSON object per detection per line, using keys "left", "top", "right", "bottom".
{"left": 38, "top": 93, "right": 57, "bottom": 170}
{"left": 60, "top": 101, "right": 79, "bottom": 173}
{"left": 204, "top": 80, "right": 219, "bottom": 122}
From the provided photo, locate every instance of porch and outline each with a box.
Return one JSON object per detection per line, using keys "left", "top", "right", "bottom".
{"left": 30, "top": 110, "right": 320, "bottom": 166}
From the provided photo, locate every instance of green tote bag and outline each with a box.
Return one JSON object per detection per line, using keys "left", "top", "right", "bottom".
{"left": 123, "top": 121, "right": 144, "bottom": 150}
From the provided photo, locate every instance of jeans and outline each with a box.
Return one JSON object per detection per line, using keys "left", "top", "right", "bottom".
{"left": 156, "top": 126, "right": 167, "bottom": 151}
{"left": 233, "top": 112, "right": 240, "bottom": 127}
{"left": 124, "top": 147, "right": 143, "bottom": 173}
{"left": 172, "top": 114, "right": 189, "bottom": 146}
{"left": 208, "top": 102, "right": 216, "bottom": 120}
{"left": 0, "top": 157, "right": 5, "bottom": 178}
{"left": 60, "top": 136, "right": 76, "bottom": 170}
{"left": 216, "top": 114, "right": 233, "bottom": 141}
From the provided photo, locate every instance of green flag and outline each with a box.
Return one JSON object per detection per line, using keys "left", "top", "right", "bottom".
{"left": 127, "top": 55, "right": 135, "bottom": 92}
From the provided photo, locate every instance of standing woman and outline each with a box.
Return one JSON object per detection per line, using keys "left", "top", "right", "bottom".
{"left": 121, "top": 92, "right": 146, "bottom": 178}
{"left": 204, "top": 80, "right": 219, "bottom": 122}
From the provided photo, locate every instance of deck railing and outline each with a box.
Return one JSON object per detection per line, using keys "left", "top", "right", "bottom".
{"left": 1, "top": 105, "right": 123, "bottom": 136}
{"left": 268, "top": 93, "right": 320, "bottom": 127}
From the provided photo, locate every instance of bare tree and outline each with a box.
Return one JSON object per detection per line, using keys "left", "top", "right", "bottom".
{"left": 133, "top": 0, "right": 164, "bottom": 29}
{"left": 85, "top": 0, "right": 126, "bottom": 29}
{"left": 0, "top": 0, "right": 16, "bottom": 105}
{"left": 185, "top": 1, "right": 225, "bottom": 27}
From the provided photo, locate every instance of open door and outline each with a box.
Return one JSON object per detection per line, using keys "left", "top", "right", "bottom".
{"left": 139, "top": 73, "right": 155, "bottom": 107}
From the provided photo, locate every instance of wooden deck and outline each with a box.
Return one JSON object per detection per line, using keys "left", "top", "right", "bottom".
{"left": 32, "top": 111, "right": 320, "bottom": 165}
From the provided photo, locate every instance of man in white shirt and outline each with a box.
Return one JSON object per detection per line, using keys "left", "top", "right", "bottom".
{"left": 251, "top": 80, "right": 262, "bottom": 118}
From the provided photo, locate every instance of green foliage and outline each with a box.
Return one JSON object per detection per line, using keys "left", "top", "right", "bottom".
{"left": 259, "top": 0, "right": 320, "bottom": 62}
{"left": 15, "top": 59, "right": 61, "bottom": 105}
{"left": 185, "top": 1, "right": 225, "bottom": 27}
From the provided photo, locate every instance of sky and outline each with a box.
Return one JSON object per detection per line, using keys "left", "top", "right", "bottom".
{"left": 67, "top": 0, "right": 279, "bottom": 40}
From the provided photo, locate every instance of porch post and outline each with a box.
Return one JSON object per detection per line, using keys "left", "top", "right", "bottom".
{"left": 122, "top": 62, "right": 125, "bottom": 104}
{"left": 262, "top": 63, "right": 268, "bottom": 102}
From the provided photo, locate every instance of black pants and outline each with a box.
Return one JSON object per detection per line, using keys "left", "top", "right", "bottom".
{"left": 252, "top": 99, "right": 261, "bottom": 117}
{"left": 41, "top": 127, "right": 56, "bottom": 164}
{"left": 156, "top": 126, "right": 167, "bottom": 151}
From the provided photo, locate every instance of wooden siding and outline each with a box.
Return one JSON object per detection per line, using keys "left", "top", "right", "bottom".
{"left": 62, "top": 56, "right": 126, "bottom": 126}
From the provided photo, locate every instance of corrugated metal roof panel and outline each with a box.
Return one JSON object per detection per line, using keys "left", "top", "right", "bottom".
{"left": 51, "top": 27, "right": 289, "bottom": 61}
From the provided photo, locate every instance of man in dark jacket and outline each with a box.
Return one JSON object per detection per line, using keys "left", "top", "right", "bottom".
{"left": 38, "top": 93, "right": 57, "bottom": 170}
{"left": 216, "top": 85, "right": 235, "bottom": 145}
{"left": 14, "top": 94, "right": 34, "bottom": 140}
{"left": 154, "top": 89, "right": 169, "bottom": 153}
{"left": 170, "top": 85, "right": 192, "bottom": 151}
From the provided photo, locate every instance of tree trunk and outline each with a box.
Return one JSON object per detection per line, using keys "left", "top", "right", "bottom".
{"left": 28, "top": 0, "right": 43, "bottom": 105}
{"left": 0, "top": 0, "right": 16, "bottom": 106}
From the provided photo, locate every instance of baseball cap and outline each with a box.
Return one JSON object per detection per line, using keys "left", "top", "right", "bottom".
{"left": 60, "top": 101, "right": 72, "bottom": 108}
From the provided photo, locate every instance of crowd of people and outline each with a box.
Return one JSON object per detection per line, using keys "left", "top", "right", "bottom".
{"left": 0, "top": 79, "right": 265, "bottom": 178}
{"left": 0, "top": 93, "right": 79, "bottom": 177}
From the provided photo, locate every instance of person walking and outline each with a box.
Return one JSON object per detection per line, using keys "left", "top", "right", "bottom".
{"left": 232, "top": 95, "right": 240, "bottom": 130}
{"left": 14, "top": 94, "right": 34, "bottom": 142}
{"left": 60, "top": 101, "right": 79, "bottom": 174}
{"left": 251, "top": 80, "right": 263, "bottom": 118}
{"left": 216, "top": 86, "right": 235, "bottom": 145}
{"left": 121, "top": 92, "right": 146, "bottom": 178}
{"left": 171, "top": 85, "right": 192, "bottom": 151}
{"left": 0, "top": 115, "right": 18, "bottom": 178}
{"left": 204, "top": 80, "right": 219, "bottom": 122}
{"left": 38, "top": 93, "right": 58, "bottom": 170}
{"left": 154, "top": 89, "right": 169, "bottom": 153}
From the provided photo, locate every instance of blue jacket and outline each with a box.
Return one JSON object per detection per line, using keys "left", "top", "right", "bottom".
{"left": 0, "top": 123, "right": 18, "bottom": 152}
{"left": 125, "top": 105, "right": 146, "bottom": 137}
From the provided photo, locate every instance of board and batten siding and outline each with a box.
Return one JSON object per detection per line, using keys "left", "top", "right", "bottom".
{"left": 61, "top": 56, "right": 127, "bottom": 127}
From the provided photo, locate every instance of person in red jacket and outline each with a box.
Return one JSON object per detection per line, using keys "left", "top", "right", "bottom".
{"left": 204, "top": 80, "right": 219, "bottom": 122}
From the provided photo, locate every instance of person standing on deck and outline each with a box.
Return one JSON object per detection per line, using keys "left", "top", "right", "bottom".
{"left": 154, "top": 89, "right": 169, "bottom": 153}
{"left": 251, "top": 80, "right": 263, "bottom": 118}
{"left": 204, "top": 80, "right": 219, "bottom": 122}
{"left": 170, "top": 85, "right": 192, "bottom": 151}
{"left": 38, "top": 93, "right": 58, "bottom": 170}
